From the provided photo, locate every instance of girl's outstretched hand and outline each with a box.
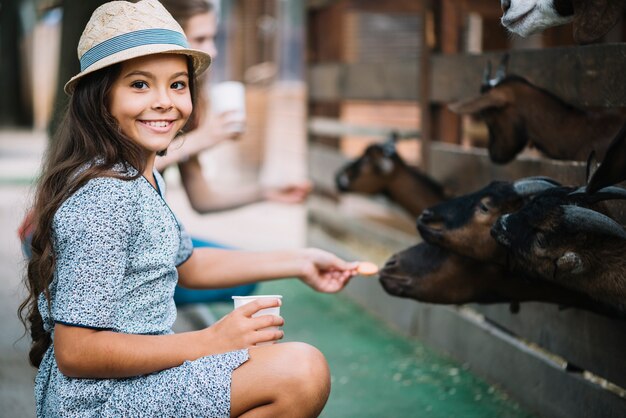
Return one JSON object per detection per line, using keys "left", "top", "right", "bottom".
{"left": 262, "top": 180, "right": 313, "bottom": 204}
{"left": 203, "top": 298, "right": 284, "bottom": 353}
{"left": 298, "top": 248, "right": 359, "bottom": 293}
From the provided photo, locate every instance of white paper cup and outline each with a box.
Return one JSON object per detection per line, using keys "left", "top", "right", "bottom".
{"left": 232, "top": 295, "right": 282, "bottom": 346}
{"left": 210, "top": 81, "right": 246, "bottom": 133}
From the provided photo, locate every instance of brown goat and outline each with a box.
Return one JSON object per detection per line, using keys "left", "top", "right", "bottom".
{"left": 335, "top": 138, "right": 447, "bottom": 218}
{"left": 449, "top": 58, "right": 626, "bottom": 164}
{"left": 379, "top": 241, "right": 622, "bottom": 317}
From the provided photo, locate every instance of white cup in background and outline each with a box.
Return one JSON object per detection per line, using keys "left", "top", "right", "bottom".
{"left": 210, "top": 81, "right": 246, "bottom": 134}
{"left": 232, "top": 295, "right": 283, "bottom": 346}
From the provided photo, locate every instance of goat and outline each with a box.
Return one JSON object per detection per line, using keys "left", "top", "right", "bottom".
{"left": 449, "top": 56, "right": 625, "bottom": 164}
{"left": 379, "top": 241, "right": 623, "bottom": 317}
{"left": 500, "top": 0, "right": 625, "bottom": 44}
{"left": 335, "top": 134, "right": 447, "bottom": 218}
{"left": 417, "top": 176, "right": 560, "bottom": 263}
{"left": 492, "top": 188, "right": 626, "bottom": 312}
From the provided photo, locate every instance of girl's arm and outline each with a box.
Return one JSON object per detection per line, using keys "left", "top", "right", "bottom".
{"left": 54, "top": 298, "right": 284, "bottom": 379}
{"left": 177, "top": 247, "right": 358, "bottom": 293}
{"left": 176, "top": 156, "right": 264, "bottom": 213}
{"left": 176, "top": 157, "right": 312, "bottom": 214}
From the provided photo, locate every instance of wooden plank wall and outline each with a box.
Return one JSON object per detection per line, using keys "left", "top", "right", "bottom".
{"left": 309, "top": 44, "right": 626, "bottom": 106}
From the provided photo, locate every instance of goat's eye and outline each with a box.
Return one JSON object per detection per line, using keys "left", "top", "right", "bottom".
{"left": 477, "top": 201, "right": 490, "bottom": 214}
{"left": 535, "top": 233, "right": 547, "bottom": 249}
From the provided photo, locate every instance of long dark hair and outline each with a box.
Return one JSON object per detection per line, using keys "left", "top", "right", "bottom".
{"left": 19, "top": 57, "right": 198, "bottom": 368}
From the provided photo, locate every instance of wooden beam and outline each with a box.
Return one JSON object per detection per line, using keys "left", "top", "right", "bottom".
{"left": 308, "top": 62, "right": 419, "bottom": 101}
{"left": 474, "top": 303, "right": 626, "bottom": 390}
{"left": 306, "top": 0, "right": 342, "bottom": 10}
{"left": 310, "top": 45, "right": 626, "bottom": 107}
{"left": 308, "top": 117, "right": 420, "bottom": 139}
{"left": 431, "top": 44, "right": 626, "bottom": 107}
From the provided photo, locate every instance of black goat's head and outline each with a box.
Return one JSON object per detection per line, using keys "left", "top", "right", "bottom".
{"left": 492, "top": 187, "right": 626, "bottom": 281}
{"left": 417, "top": 177, "right": 560, "bottom": 262}
{"left": 335, "top": 133, "right": 400, "bottom": 194}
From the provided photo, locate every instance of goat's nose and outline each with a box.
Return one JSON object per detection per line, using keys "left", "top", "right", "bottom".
{"left": 501, "top": 0, "right": 511, "bottom": 13}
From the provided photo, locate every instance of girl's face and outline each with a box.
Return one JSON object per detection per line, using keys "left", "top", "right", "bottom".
{"left": 185, "top": 12, "right": 218, "bottom": 58}
{"left": 109, "top": 54, "right": 192, "bottom": 156}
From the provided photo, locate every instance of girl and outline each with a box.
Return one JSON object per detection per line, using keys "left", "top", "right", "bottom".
{"left": 20, "top": 1, "right": 357, "bottom": 416}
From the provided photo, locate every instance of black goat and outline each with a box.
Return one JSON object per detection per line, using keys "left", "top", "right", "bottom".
{"left": 501, "top": 0, "right": 624, "bottom": 44}
{"left": 379, "top": 241, "right": 620, "bottom": 316}
{"left": 449, "top": 57, "right": 626, "bottom": 164}
{"left": 335, "top": 136, "right": 446, "bottom": 218}
{"left": 417, "top": 177, "right": 560, "bottom": 263}
{"left": 492, "top": 188, "right": 626, "bottom": 312}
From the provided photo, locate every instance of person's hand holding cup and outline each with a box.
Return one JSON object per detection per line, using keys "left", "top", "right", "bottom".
{"left": 210, "top": 81, "right": 246, "bottom": 138}
{"left": 232, "top": 295, "right": 283, "bottom": 347}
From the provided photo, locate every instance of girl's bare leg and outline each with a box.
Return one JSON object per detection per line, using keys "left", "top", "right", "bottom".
{"left": 230, "top": 342, "right": 331, "bottom": 418}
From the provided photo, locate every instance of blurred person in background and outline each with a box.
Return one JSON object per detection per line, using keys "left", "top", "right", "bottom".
{"left": 158, "top": 0, "right": 312, "bottom": 306}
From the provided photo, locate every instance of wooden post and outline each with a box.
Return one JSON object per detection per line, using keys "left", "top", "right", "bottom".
{"left": 419, "top": 0, "right": 433, "bottom": 171}
{"left": 433, "top": 0, "right": 462, "bottom": 145}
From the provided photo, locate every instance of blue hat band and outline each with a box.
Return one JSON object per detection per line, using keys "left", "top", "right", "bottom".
{"left": 80, "top": 28, "right": 188, "bottom": 71}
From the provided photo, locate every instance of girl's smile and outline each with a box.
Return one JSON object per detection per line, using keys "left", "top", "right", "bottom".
{"left": 109, "top": 54, "right": 193, "bottom": 160}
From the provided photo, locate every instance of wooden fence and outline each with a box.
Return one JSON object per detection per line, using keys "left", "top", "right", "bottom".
{"left": 306, "top": 31, "right": 626, "bottom": 418}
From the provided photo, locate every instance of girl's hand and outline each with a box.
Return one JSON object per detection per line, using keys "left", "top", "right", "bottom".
{"left": 298, "top": 248, "right": 359, "bottom": 293}
{"left": 207, "top": 110, "right": 245, "bottom": 143}
{"left": 263, "top": 180, "right": 313, "bottom": 204}
{"left": 202, "top": 298, "right": 284, "bottom": 353}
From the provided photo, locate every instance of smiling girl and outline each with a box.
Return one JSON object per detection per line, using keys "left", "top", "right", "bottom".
{"left": 20, "top": 1, "right": 357, "bottom": 417}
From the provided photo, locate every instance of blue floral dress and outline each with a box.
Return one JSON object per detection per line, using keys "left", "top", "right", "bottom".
{"left": 35, "top": 166, "right": 248, "bottom": 417}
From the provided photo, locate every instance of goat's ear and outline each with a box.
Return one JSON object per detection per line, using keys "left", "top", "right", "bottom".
{"left": 448, "top": 91, "right": 508, "bottom": 114}
{"left": 585, "top": 151, "right": 598, "bottom": 185}
{"left": 556, "top": 251, "right": 585, "bottom": 275}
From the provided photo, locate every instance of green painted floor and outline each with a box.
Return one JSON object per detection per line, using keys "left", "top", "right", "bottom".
{"left": 209, "top": 280, "right": 537, "bottom": 418}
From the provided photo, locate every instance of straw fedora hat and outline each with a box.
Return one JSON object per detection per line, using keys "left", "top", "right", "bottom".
{"left": 64, "top": 0, "right": 211, "bottom": 94}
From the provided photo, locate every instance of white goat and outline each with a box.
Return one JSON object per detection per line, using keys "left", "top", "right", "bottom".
{"left": 501, "top": 0, "right": 574, "bottom": 37}
{"left": 501, "top": 0, "right": 624, "bottom": 44}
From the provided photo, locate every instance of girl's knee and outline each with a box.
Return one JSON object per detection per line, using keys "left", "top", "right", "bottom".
{"left": 233, "top": 343, "right": 330, "bottom": 416}
{"left": 279, "top": 343, "right": 330, "bottom": 400}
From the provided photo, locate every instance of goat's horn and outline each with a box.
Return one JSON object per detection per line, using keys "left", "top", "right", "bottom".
{"left": 562, "top": 205, "right": 626, "bottom": 240}
{"left": 569, "top": 185, "right": 626, "bottom": 201}
{"left": 495, "top": 54, "right": 509, "bottom": 81}
{"left": 389, "top": 131, "right": 400, "bottom": 143}
{"left": 513, "top": 176, "right": 560, "bottom": 196}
